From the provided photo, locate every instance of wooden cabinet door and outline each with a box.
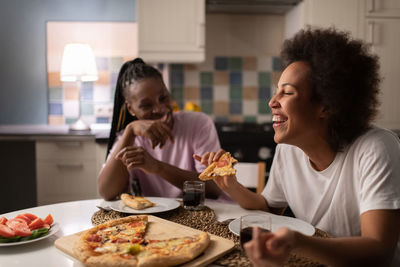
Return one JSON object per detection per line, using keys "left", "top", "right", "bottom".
{"left": 138, "top": 0, "right": 205, "bottom": 62}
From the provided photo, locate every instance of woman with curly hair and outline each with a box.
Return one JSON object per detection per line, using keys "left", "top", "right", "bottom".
{"left": 196, "top": 28, "right": 400, "bottom": 266}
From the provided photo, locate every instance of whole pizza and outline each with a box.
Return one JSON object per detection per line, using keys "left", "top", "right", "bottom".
{"left": 73, "top": 215, "right": 210, "bottom": 267}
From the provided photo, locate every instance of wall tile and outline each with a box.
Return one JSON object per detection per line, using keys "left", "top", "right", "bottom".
{"left": 110, "top": 57, "right": 124, "bottom": 73}
{"left": 184, "top": 70, "right": 199, "bottom": 87}
{"left": 95, "top": 71, "right": 111, "bottom": 86}
{"left": 49, "top": 103, "right": 63, "bottom": 115}
{"left": 170, "top": 71, "right": 184, "bottom": 87}
{"left": 214, "top": 71, "right": 229, "bottom": 86}
{"left": 48, "top": 72, "right": 62, "bottom": 87}
{"left": 48, "top": 115, "right": 64, "bottom": 125}
{"left": 96, "top": 117, "right": 110, "bottom": 123}
{"left": 258, "top": 86, "right": 271, "bottom": 100}
{"left": 229, "top": 72, "right": 242, "bottom": 86}
{"left": 243, "top": 100, "right": 257, "bottom": 115}
{"left": 215, "top": 57, "right": 228, "bottom": 70}
{"left": 243, "top": 57, "right": 257, "bottom": 70}
{"left": 93, "top": 85, "right": 111, "bottom": 102}
{"left": 63, "top": 100, "right": 79, "bottom": 117}
{"left": 228, "top": 57, "right": 242, "bottom": 71}
{"left": 171, "top": 87, "right": 184, "bottom": 102}
{"left": 184, "top": 64, "right": 198, "bottom": 71}
{"left": 82, "top": 82, "right": 94, "bottom": 100}
{"left": 244, "top": 116, "right": 257, "bottom": 123}
{"left": 215, "top": 116, "right": 229, "bottom": 123}
{"left": 229, "top": 100, "right": 242, "bottom": 114}
{"left": 201, "top": 100, "right": 213, "bottom": 114}
{"left": 230, "top": 85, "right": 242, "bottom": 100}
{"left": 257, "top": 57, "right": 272, "bottom": 71}
{"left": 214, "top": 85, "right": 229, "bottom": 101}
{"left": 200, "top": 72, "right": 213, "bottom": 87}
{"left": 243, "top": 86, "right": 257, "bottom": 100}
{"left": 257, "top": 114, "right": 272, "bottom": 123}
{"left": 229, "top": 115, "right": 243, "bottom": 122}
{"left": 273, "top": 57, "right": 283, "bottom": 71}
{"left": 184, "top": 86, "right": 199, "bottom": 100}
{"left": 96, "top": 57, "right": 109, "bottom": 71}
{"left": 243, "top": 71, "right": 257, "bottom": 87}
{"left": 258, "top": 72, "right": 271, "bottom": 87}
{"left": 214, "top": 101, "right": 229, "bottom": 115}
{"left": 170, "top": 64, "right": 184, "bottom": 72}
{"left": 49, "top": 87, "right": 63, "bottom": 101}
{"left": 81, "top": 103, "right": 94, "bottom": 116}
{"left": 201, "top": 86, "right": 213, "bottom": 100}
{"left": 258, "top": 100, "right": 270, "bottom": 114}
{"left": 64, "top": 84, "right": 79, "bottom": 100}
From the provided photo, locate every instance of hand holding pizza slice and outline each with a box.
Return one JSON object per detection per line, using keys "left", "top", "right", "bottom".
{"left": 198, "top": 152, "right": 238, "bottom": 181}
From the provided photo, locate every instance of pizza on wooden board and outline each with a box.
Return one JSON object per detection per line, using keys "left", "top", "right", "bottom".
{"left": 73, "top": 215, "right": 210, "bottom": 267}
{"left": 121, "top": 194, "right": 156, "bottom": 210}
{"left": 198, "top": 152, "right": 238, "bottom": 181}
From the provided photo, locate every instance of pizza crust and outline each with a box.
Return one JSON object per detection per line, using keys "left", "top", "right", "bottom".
{"left": 121, "top": 194, "right": 156, "bottom": 210}
{"left": 198, "top": 152, "right": 238, "bottom": 181}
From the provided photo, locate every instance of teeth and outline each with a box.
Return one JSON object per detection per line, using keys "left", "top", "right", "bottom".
{"left": 272, "top": 115, "right": 287, "bottom": 123}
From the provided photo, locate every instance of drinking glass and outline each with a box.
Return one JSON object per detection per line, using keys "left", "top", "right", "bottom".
{"left": 239, "top": 214, "right": 272, "bottom": 248}
{"left": 182, "top": 181, "right": 205, "bottom": 210}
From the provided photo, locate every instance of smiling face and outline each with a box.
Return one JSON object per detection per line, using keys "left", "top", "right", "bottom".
{"left": 125, "top": 77, "right": 173, "bottom": 127}
{"left": 269, "top": 61, "right": 326, "bottom": 147}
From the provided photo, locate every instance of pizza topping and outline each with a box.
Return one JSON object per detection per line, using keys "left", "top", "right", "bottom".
{"left": 127, "top": 244, "right": 141, "bottom": 255}
{"left": 112, "top": 237, "right": 129, "bottom": 243}
{"left": 86, "top": 234, "right": 102, "bottom": 242}
{"left": 198, "top": 152, "right": 238, "bottom": 181}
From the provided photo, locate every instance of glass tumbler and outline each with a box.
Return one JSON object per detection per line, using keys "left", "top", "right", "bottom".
{"left": 182, "top": 181, "right": 205, "bottom": 210}
{"left": 239, "top": 214, "right": 272, "bottom": 248}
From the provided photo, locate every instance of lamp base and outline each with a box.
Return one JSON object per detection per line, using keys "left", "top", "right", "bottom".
{"left": 69, "top": 118, "right": 90, "bottom": 131}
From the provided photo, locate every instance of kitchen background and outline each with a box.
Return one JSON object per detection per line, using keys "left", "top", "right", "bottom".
{"left": 1, "top": 0, "right": 400, "bottom": 213}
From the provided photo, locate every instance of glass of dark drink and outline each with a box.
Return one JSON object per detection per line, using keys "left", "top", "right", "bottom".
{"left": 183, "top": 181, "right": 205, "bottom": 210}
{"left": 239, "top": 214, "right": 272, "bottom": 249}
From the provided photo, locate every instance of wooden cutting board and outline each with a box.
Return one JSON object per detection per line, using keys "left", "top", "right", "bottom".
{"left": 54, "top": 215, "right": 234, "bottom": 267}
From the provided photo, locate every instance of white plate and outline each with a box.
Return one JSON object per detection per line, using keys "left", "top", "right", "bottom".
{"left": 109, "top": 197, "right": 180, "bottom": 214}
{"left": 0, "top": 222, "right": 60, "bottom": 246}
{"left": 228, "top": 213, "right": 315, "bottom": 236}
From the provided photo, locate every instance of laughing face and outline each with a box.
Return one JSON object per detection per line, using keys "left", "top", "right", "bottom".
{"left": 269, "top": 61, "right": 326, "bottom": 147}
{"left": 125, "top": 77, "right": 173, "bottom": 128}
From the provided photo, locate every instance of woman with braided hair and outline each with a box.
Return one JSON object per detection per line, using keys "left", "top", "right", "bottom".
{"left": 98, "top": 58, "right": 223, "bottom": 200}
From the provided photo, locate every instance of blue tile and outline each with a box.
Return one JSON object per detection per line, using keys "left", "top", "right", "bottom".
{"left": 49, "top": 103, "right": 62, "bottom": 115}
{"left": 229, "top": 72, "right": 242, "bottom": 86}
{"left": 200, "top": 86, "right": 213, "bottom": 100}
{"left": 96, "top": 57, "right": 109, "bottom": 71}
{"left": 215, "top": 57, "right": 228, "bottom": 70}
{"left": 170, "top": 71, "right": 184, "bottom": 87}
{"left": 82, "top": 82, "right": 94, "bottom": 100}
{"left": 258, "top": 86, "right": 271, "bottom": 100}
{"left": 273, "top": 57, "right": 283, "bottom": 71}
{"left": 229, "top": 100, "right": 242, "bottom": 114}
{"left": 96, "top": 117, "right": 110, "bottom": 123}
{"left": 170, "top": 64, "right": 183, "bottom": 71}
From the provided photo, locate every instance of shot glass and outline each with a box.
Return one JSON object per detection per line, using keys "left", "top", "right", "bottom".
{"left": 182, "top": 181, "right": 205, "bottom": 211}
{"left": 239, "top": 214, "right": 272, "bottom": 248}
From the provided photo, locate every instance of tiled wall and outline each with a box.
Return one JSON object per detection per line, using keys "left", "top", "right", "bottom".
{"left": 48, "top": 56, "right": 124, "bottom": 125}
{"left": 48, "top": 55, "right": 282, "bottom": 125}
{"left": 170, "top": 56, "right": 282, "bottom": 123}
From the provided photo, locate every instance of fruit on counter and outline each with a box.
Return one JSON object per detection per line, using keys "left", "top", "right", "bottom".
{"left": 184, "top": 101, "right": 201, "bottom": 112}
{"left": 0, "top": 213, "right": 54, "bottom": 243}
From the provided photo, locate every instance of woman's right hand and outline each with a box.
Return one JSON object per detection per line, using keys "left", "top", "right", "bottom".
{"left": 193, "top": 149, "right": 238, "bottom": 191}
{"left": 128, "top": 119, "right": 174, "bottom": 149}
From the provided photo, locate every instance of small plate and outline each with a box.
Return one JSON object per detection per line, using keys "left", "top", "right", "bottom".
{"left": 0, "top": 222, "right": 60, "bottom": 246}
{"left": 109, "top": 197, "right": 180, "bottom": 214}
{"left": 228, "top": 213, "right": 315, "bottom": 236}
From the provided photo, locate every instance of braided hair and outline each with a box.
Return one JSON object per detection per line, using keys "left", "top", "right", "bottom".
{"left": 106, "top": 58, "right": 163, "bottom": 157}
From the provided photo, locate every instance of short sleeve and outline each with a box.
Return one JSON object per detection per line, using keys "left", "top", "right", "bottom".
{"left": 190, "top": 113, "right": 221, "bottom": 172}
{"left": 262, "top": 145, "right": 288, "bottom": 208}
{"left": 358, "top": 130, "right": 400, "bottom": 213}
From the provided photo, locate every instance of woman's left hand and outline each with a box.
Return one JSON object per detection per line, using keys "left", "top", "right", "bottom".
{"left": 244, "top": 227, "right": 296, "bottom": 267}
{"left": 115, "top": 145, "right": 160, "bottom": 174}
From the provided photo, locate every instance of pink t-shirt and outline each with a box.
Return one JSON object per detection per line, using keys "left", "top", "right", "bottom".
{"left": 109, "top": 111, "right": 221, "bottom": 198}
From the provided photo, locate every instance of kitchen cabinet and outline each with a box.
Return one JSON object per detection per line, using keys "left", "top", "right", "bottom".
{"left": 365, "top": 0, "right": 400, "bottom": 17}
{"left": 137, "top": 0, "right": 205, "bottom": 62}
{"left": 36, "top": 138, "right": 101, "bottom": 205}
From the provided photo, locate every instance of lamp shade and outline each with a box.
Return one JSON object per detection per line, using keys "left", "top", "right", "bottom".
{"left": 60, "top": 43, "right": 98, "bottom": 82}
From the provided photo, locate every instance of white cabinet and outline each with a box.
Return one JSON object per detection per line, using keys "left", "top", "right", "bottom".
{"left": 36, "top": 138, "right": 100, "bottom": 205}
{"left": 137, "top": 0, "right": 205, "bottom": 62}
{"left": 365, "top": 0, "right": 400, "bottom": 17}
{"left": 361, "top": 0, "right": 400, "bottom": 129}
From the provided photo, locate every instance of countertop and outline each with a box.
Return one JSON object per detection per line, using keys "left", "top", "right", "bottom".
{"left": 0, "top": 124, "right": 110, "bottom": 142}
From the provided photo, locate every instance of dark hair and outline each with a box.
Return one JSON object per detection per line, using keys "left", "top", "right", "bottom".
{"left": 106, "top": 58, "right": 163, "bottom": 157}
{"left": 280, "top": 27, "right": 381, "bottom": 152}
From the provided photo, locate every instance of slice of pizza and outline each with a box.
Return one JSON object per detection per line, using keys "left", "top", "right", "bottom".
{"left": 121, "top": 194, "right": 156, "bottom": 210}
{"left": 73, "top": 215, "right": 148, "bottom": 266}
{"left": 198, "top": 152, "right": 238, "bottom": 181}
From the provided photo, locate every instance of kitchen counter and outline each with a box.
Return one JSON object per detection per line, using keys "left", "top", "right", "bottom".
{"left": 0, "top": 124, "right": 110, "bottom": 142}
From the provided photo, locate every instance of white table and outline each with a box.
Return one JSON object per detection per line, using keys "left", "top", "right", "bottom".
{"left": 0, "top": 198, "right": 265, "bottom": 267}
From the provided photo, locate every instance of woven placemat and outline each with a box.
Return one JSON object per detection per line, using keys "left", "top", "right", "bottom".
{"left": 91, "top": 205, "right": 327, "bottom": 267}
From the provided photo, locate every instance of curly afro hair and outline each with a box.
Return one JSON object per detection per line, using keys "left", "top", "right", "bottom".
{"left": 280, "top": 27, "right": 381, "bottom": 152}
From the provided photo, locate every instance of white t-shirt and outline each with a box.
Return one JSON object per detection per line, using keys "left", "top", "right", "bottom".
{"left": 262, "top": 126, "right": 400, "bottom": 265}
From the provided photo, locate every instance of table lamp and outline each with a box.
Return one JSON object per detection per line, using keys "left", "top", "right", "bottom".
{"left": 60, "top": 43, "right": 98, "bottom": 131}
